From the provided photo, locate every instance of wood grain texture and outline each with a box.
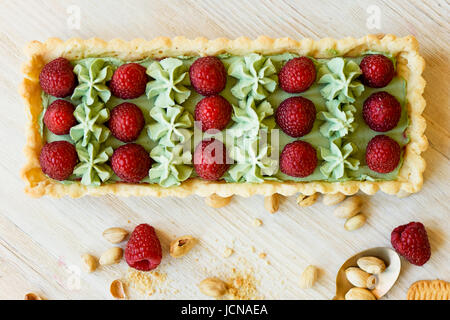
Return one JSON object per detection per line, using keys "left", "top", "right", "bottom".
{"left": 0, "top": 0, "right": 449, "bottom": 300}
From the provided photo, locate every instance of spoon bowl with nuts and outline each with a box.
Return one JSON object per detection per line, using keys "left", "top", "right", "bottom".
{"left": 334, "top": 247, "right": 401, "bottom": 300}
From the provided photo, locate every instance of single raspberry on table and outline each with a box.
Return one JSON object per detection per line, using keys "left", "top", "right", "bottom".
{"left": 111, "top": 143, "right": 152, "bottom": 183}
{"left": 108, "top": 102, "right": 145, "bottom": 142}
{"left": 39, "top": 141, "right": 78, "bottom": 181}
{"left": 194, "top": 95, "right": 232, "bottom": 132}
{"left": 391, "top": 222, "right": 431, "bottom": 266}
{"left": 189, "top": 56, "right": 227, "bottom": 96}
{"left": 110, "top": 63, "right": 148, "bottom": 99}
{"left": 365, "top": 135, "right": 401, "bottom": 173}
{"left": 360, "top": 54, "right": 395, "bottom": 88}
{"left": 125, "top": 224, "right": 162, "bottom": 271}
{"left": 279, "top": 57, "right": 316, "bottom": 93}
{"left": 275, "top": 96, "right": 316, "bottom": 137}
{"left": 363, "top": 91, "right": 401, "bottom": 132}
{"left": 280, "top": 140, "right": 317, "bottom": 178}
{"left": 43, "top": 100, "right": 77, "bottom": 135}
{"left": 193, "top": 139, "right": 230, "bottom": 181}
{"left": 39, "top": 57, "right": 77, "bottom": 97}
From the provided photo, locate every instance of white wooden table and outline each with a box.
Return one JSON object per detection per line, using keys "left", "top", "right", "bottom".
{"left": 0, "top": 0, "right": 448, "bottom": 300}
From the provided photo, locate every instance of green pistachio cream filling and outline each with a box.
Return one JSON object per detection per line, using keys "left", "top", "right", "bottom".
{"left": 41, "top": 52, "right": 408, "bottom": 187}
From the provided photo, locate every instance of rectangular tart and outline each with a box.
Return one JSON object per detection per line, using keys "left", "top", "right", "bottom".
{"left": 20, "top": 35, "right": 427, "bottom": 198}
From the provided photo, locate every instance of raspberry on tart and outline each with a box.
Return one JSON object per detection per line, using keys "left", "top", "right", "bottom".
{"left": 43, "top": 100, "right": 77, "bottom": 135}
{"left": 280, "top": 140, "right": 317, "bottom": 178}
{"left": 39, "top": 141, "right": 78, "bottom": 181}
{"left": 279, "top": 57, "right": 316, "bottom": 93}
{"left": 275, "top": 96, "right": 316, "bottom": 137}
{"left": 189, "top": 56, "right": 227, "bottom": 96}
{"left": 110, "top": 63, "right": 148, "bottom": 99}
{"left": 363, "top": 91, "right": 401, "bottom": 132}
{"left": 391, "top": 222, "right": 431, "bottom": 266}
{"left": 39, "top": 57, "right": 77, "bottom": 98}
{"left": 193, "top": 139, "right": 230, "bottom": 180}
{"left": 360, "top": 54, "right": 395, "bottom": 88}
{"left": 365, "top": 135, "right": 401, "bottom": 173}
{"left": 109, "top": 102, "right": 145, "bottom": 142}
{"left": 194, "top": 95, "right": 232, "bottom": 132}
{"left": 125, "top": 224, "right": 162, "bottom": 271}
{"left": 111, "top": 143, "right": 152, "bottom": 183}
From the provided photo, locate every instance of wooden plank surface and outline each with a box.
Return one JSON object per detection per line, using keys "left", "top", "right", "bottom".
{"left": 0, "top": 0, "right": 448, "bottom": 300}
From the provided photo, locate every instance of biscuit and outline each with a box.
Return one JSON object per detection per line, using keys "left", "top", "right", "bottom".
{"left": 407, "top": 280, "right": 450, "bottom": 300}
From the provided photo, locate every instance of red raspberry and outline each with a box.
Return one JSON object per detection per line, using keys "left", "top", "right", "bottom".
{"left": 110, "top": 63, "right": 148, "bottom": 99}
{"left": 189, "top": 56, "right": 227, "bottom": 96}
{"left": 195, "top": 95, "right": 232, "bottom": 132}
{"left": 360, "top": 54, "right": 395, "bottom": 88}
{"left": 275, "top": 96, "right": 316, "bottom": 137}
{"left": 125, "top": 224, "right": 162, "bottom": 271}
{"left": 193, "top": 139, "right": 229, "bottom": 180}
{"left": 280, "top": 140, "right": 317, "bottom": 178}
{"left": 43, "top": 100, "right": 77, "bottom": 135}
{"left": 109, "top": 103, "right": 145, "bottom": 142}
{"left": 391, "top": 222, "right": 431, "bottom": 266}
{"left": 366, "top": 135, "right": 401, "bottom": 173}
{"left": 39, "top": 141, "right": 78, "bottom": 181}
{"left": 39, "top": 57, "right": 76, "bottom": 97}
{"left": 111, "top": 143, "right": 152, "bottom": 183}
{"left": 363, "top": 91, "right": 401, "bottom": 132}
{"left": 279, "top": 57, "right": 316, "bottom": 93}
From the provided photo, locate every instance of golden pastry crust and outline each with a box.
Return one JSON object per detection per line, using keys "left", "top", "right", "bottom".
{"left": 407, "top": 280, "right": 450, "bottom": 300}
{"left": 19, "top": 34, "right": 427, "bottom": 198}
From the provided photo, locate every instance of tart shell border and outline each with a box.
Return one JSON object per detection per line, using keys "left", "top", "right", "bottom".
{"left": 19, "top": 34, "right": 427, "bottom": 198}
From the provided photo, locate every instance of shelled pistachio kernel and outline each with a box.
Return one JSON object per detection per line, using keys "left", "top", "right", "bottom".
{"left": 323, "top": 192, "right": 346, "bottom": 206}
{"left": 300, "top": 265, "right": 319, "bottom": 289}
{"left": 296, "top": 193, "right": 318, "bottom": 207}
{"left": 170, "top": 235, "right": 197, "bottom": 258}
{"left": 199, "top": 277, "right": 228, "bottom": 297}
{"left": 103, "top": 227, "right": 128, "bottom": 244}
{"left": 334, "top": 196, "right": 362, "bottom": 219}
{"left": 345, "top": 267, "right": 375, "bottom": 288}
{"left": 344, "top": 213, "right": 366, "bottom": 231}
{"left": 345, "top": 287, "right": 376, "bottom": 300}
{"left": 99, "top": 247, "right": 123, "bottom": 266}
{"left": 357, "top": 256, "right": 386, "bottom": 274}
{"left": 264, "top": 194, "right": 280, "bottom": 213}
{"left": 110, "top": 280, "right": 126, "bottom": 299}
{"left": 81, "top": 253, "right": 98, "bottom": 273}
{"left": 24, "top": 293, "right": 43, "bottom": 300}
{"left": 205, "top": 194, "right": 232, "bottom": 208}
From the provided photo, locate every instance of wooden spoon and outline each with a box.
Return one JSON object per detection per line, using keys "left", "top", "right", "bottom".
{"left": 333, "top": 247, "right": 401, "bottom": 300}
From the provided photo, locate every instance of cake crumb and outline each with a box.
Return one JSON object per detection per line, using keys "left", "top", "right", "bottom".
{"left": 253, "top": 219, "right": 263, "bottom": 227}
{"left": 125, "top": 268, "right": 167, "bottom": 296}
{"left": 250, "top": 246, "right": 256, "bottom": 253}
{"left": 225, "top": 269, "right": 261, "bottom": 300}
{"left": 258, "top": 252, "right": 267, "bottom": 259}
{"left": 223, "top": 248, "right": 234, "bottom": 258}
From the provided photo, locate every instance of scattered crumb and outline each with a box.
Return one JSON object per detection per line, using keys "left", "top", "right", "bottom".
{"left": 223, "top": 248, "right": 234, "bottom": 258}
{"left": 225, "top": 269, "right": 261, "bottom": 300}
{"left": 125, "top": 268, "right": 167, "bottom": 297}
{"left": 250, "top": 246, "right": 256, "bottom": 253}
{"left": 253, "top": 218, "right": 263, "bottom": 227}
{"left": 258, "top": 252, "right": 267, "bottom": 259}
